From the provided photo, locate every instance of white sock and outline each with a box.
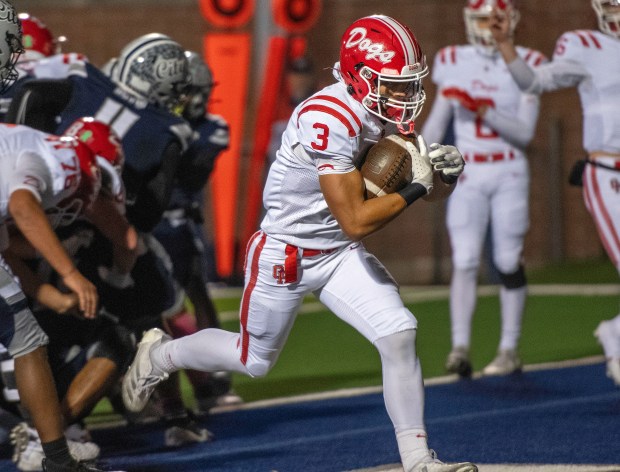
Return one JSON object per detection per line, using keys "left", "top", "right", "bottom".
{"left": 450, "top": 267, "right": 478, "bottom": 348}
{"left": 153, "top": 328, "right": 247, "bottom": 374}
{"left": 397, "top": 429, "right": 432, "bottom": 471}
{"left": 499, "top": 285, "right": 527, "bottom": 351}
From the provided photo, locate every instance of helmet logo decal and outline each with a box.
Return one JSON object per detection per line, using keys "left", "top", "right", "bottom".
{"left": 345, "top": 27, "right": 395, "bottom": 64}
{"left": 0, "top": 3, "right": 18, "bottom": 25}
{"left": 154, "top": 57, "right": 186, "bottom": 80}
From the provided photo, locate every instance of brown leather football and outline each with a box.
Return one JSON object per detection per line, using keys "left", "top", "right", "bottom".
{"left": 361, "top": 134, "right": 414, "bottom": 199}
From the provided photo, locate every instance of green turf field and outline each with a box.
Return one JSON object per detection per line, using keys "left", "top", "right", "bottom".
{"left": 91, "top": 257, "right": 619, "bottom": 418}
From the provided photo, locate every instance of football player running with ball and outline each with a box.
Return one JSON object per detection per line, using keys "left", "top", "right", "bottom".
{"left": 422, "top": 0, "right": 547, "bottom": 378}
{"left": 491, "top": 0, "right": 620, "bottom": 387}
{"left": 123, "top": 14, "right": 477, "bottom": 472}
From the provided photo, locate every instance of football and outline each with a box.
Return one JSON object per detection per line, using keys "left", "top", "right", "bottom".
{"left": 361, "top": 134, "right": 414, "bottom": 199}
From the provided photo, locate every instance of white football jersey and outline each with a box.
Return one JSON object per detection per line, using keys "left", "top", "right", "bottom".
{"left": 430, "top": 45, "right": 546, "bottom": 156}
{"left": 17, "top": 53, "right": 88, "bottom": 80}
{"left": 261, "top": 82, "right": 385, "bottom": 249}
{"left": 533, "top": 30, "right": 620, "bottom": 154}
{"left": 0, "top": 124, "right": 82, "bottom": 225}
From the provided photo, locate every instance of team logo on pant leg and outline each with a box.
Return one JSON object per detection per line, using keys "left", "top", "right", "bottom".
{"left": 272, "top": 265, "right": 285, "bottom": 284}
{"left": 611, "top": 178, "right": 620, "bottom": 194}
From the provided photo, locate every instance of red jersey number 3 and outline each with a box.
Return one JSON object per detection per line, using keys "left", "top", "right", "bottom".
{"left": 311, "top": 123, "right": 329, "bottom": 150}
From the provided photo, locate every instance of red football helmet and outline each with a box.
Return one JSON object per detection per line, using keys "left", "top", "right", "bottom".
{"left": 17, "top": 13, "right": 56, "bottom": 60}
{"left": 48, "top": 137, "right": 102, "bottom": 227}
{"left": 463, "top": 0, "right": 520, "bottom": 52}
{"left": 339, "top": 15, "right": 428, "bottom": 129}
{"left": 592, "top": 0, "right": 620, "bottom": 37}
{"left": 63, "top": 117, "right": 125, "bottom": 203}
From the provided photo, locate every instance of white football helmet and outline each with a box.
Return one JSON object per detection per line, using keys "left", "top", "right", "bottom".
{"left": 592, "top": 0, "right": 620, "bottom": 37}
{"left": 111, "top": 33, "right": 190, "bottom": 110}
{"left": 0, "top": 0, "right": 23, "bottom": 91}
{"left": 463, "top": 0, "right": 520, "bottom": 54}
{"left": 183, "top": 50, "right": 213, "bottom": 121}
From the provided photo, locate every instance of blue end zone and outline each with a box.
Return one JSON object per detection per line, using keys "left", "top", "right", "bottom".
{"left": 2, "top": 361, "right": 618, "bottom": 471}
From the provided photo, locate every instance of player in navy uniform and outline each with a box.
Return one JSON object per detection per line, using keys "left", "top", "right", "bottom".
{"left": 7, "top": 34, "right": 210, "bottom": 444}
{"left": 152, "top": 51, "right": 241, "bottom": 413}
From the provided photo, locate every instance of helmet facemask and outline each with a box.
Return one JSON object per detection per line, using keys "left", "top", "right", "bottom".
{"left": 592, "top": 0, "right": 620, "bottom": 37}
{"left": 463, "top": 2, "right": 520, "bottom": 54}
{"left": 359, "top": 64, "right": 428, "bottom": 129}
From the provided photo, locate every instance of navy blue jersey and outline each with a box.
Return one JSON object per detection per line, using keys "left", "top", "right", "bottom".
{"left": 6, "top": 62, "right": 195, "bottom": 231}
{"left": 173, "top": 113, "right": 229, "bottom": 199}
{"left": 57, "top": 63, "right": 193, "bottom": 174}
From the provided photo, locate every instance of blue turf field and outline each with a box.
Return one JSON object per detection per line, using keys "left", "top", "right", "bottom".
{"left": 1, "top": 360, "right": 619, "bottom": 471}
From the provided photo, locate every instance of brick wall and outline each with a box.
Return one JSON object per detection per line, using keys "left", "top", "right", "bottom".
{"left": 18, "top": 0, "right": 607, "bottom": 283}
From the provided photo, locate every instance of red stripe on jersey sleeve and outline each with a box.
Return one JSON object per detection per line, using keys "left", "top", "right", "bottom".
{"left": 575, "top": 31, "right": 590, "bottom": 47}
{"left": 585, "top": 31, "right": 602, "bottom": 49}
{"left": 297, "top": 103, "right": 361, "bottom": 137}
{"left": 311, "top": 95, "right": 363, "bottom": 129}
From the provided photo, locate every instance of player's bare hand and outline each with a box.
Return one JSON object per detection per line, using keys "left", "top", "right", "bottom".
{"left": 62, "top": 270, "right": 98, "bottom": 318}
{"left": 489, "top": 6, "right": 511, "bottom": 45}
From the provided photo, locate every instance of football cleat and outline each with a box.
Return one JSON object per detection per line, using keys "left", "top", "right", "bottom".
{"left": 482, "top": 349, "right": 522, "bottom": 376}
{"left": 409, "top": 450, "right": 478, "bottom": 472}
{"left": 445, "top": 346, "right": 472, "bottom": 378}
{"left": 122, "top": 328, "right": 171, "bottom": 413}
{"left": 11, "top": 422, "right": 99, "bottom": 472}
{"left": 164, "top": 411, "right": 214, "bottom": 447}
{"left": 594, "top": 320, "right": 620, "bottom": 386}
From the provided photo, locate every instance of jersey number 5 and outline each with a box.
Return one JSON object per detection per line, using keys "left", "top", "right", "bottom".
{"left": 311, "top": 123, "right": 329, "bottom": 150}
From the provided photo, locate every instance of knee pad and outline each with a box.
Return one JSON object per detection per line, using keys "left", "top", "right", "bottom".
{"left": 498, "top": 265, "right": 527, "bottom": 289}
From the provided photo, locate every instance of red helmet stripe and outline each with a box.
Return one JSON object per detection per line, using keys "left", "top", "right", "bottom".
{"left": 373, "top": 16, "right": 419, "bottom": 66}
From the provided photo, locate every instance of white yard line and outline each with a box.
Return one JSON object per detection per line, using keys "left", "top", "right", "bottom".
{"left": 352, "top": 465, "right": 620, "bottom": 472}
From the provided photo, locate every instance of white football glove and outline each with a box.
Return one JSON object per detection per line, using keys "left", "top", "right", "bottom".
{"left": 428, "top": 142, "right": 465, "bottom": 179}
{"left": 401, "top": 135, "right": 434, "bottom": 194}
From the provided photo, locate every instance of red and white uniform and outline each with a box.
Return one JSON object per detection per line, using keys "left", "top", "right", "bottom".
{"left": 0, "top": 124, "right": 84, "bottom": 247}
{"left": 422, "top": 45, "right": 545, "bottom": 274}
{"left": 422, "top": 45, "right": 545, "bottom": 353}
{"left": 0, "top": 124, "right": 85, "bottom": 358}
{"left": 17, "top": 52, "right": 88, "bottom": 80}
{"left": 526, "top": 30, "right": 620, "bottom": 270}
{"left": 160, "top": 79, "right": 417, "bottom": 377}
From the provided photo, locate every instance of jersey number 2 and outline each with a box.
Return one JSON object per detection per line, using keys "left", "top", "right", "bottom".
{"left": 311, "top": 123, "right": 329, "bottom": 150}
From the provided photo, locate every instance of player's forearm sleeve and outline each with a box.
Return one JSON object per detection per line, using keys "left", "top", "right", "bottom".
{"left": 507, "top": 57, "right": 538, "bottom": 93}
{"left": 420, "top": 94, "right": 453, "bottom": 145}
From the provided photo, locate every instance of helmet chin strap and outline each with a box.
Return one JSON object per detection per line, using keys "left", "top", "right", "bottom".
{"left": 397, "top": 121, "right": 415, "bottom": 135}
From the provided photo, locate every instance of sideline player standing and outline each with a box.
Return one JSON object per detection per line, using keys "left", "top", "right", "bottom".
{"left": 421, "top": 0, "right": 546, "bottom": 377}
{"left": 490, "top": 0, "right": 620, "bottom": 386}
{"left": 123, "top": 14, "right": 478, "bottom": 472}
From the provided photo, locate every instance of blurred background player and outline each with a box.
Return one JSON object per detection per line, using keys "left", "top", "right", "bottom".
{"left": 6, "top": 32, "right": 211, "bottom": 445}
{"left": 491, "top": 0, "right": 620, "bottom": 386}
{"left": 0, "top": 108, "right": 132, "bottom": 472}
{"left": 421, "top": 0, "right": 547, "bottom": 378}
{"left": 152, "top": 50, "right": 242, "bottom": 414}
{"left": 0, "top": 4, "right": 126, "bottom": 471}
{"left": 0, "top": 12, "right": 86, "bottom": 121}
{"left": 4, "top": 118, "right": 138, "bottom": 471}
